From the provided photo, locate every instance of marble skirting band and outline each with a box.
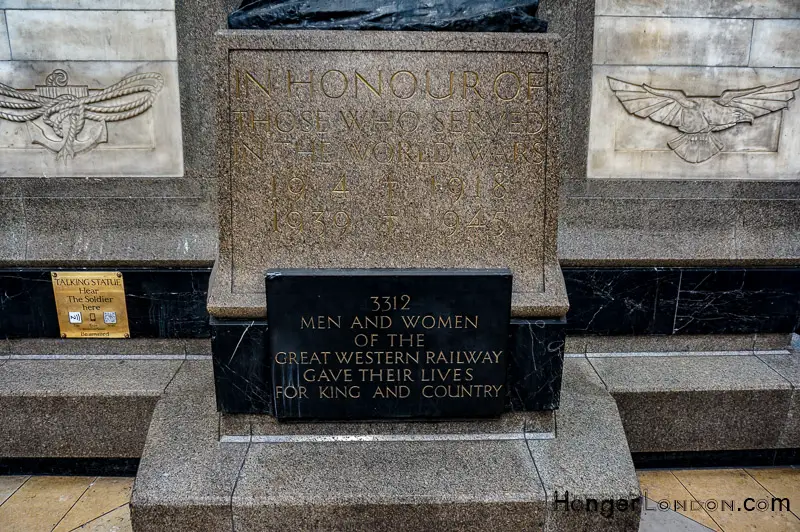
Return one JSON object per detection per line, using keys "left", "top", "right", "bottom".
{"left": 2, "top": 267, "right": 798, "bottom": 339}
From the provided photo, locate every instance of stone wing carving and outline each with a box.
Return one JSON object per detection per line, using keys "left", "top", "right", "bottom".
{"left": 608, "top": 77, "right": 800, "bottom": 164}
{"left": 607, "top": 77, "right": 694, "bottom": 127}
{"left": 716, "top": 80, "right": 800, "bottom": 117}
{"left": 0, "top": 69, "right": 163, "bottom": 160}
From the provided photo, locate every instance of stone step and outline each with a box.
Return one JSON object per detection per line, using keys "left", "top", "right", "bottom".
{"left": 131, "top": 358, "right": 640, "bottom": 531}
{"left": 583, "top": 350, "right": 800, "bottom": 453}
{"left": 0, "top": 339, "right": 202, "bottom": 459}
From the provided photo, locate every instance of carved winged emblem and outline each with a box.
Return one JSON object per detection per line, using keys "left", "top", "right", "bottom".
{"left": 0, "top": 69, "right": 163, "bottom": 160}
{"left": 608, "top": 77, "right": 800, "bottom": 163}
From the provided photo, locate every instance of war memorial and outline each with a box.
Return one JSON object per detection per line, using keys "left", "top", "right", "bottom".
{"left": 0, "top": 1, "right": 798, "bottom": 530}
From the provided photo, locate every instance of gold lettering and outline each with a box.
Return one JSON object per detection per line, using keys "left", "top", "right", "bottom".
{"left": 527, "top": 71, "right": 546, "bottom": 98}
{"left": 425, "top": 70, "right": 454, "bottom": 100}
{"left": 355, "top": 70, "right": 382, "bottom": 97}
{"left": 462, "top": 71, "right": 484, "bottom": 99}
{"left": 237, "top": 70, "right": 271, "bottom": 99}
{"left": 494, "top": 71, "right": 522, "bottom": 101}
{"left": 389, "top": 70, "right": 417, "bottom": 99}
{"left": 321, "top": 69, "right": 348, "bottom": 98}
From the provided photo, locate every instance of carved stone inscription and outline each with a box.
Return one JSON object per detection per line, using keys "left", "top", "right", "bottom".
{"left": 229, "top": 51, "right": 548, "bottom": 299}
{"left": 267, "top": 270, "right": 512, "bottom": 420}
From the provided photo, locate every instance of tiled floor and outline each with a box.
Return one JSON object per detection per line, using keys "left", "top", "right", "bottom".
{"left": 0, "top": 476, "right": 132, "bottom": 532}
{"left": 639, "top": 468, "right": 800, "bottom": 531}
{"left": 0, "top": 469, "right": 797, "bottom": 531}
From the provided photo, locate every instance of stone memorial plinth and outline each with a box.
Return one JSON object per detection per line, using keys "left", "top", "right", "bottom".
{"left": 207, "top": 30, "right": 569, "bottom": 417}
{"left": 134, "top": 25, "right": 638, "bottom": 532}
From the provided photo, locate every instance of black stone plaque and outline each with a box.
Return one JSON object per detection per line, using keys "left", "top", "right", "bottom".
{"left": 267, "top": 269, "right": 512, "bottom": 420}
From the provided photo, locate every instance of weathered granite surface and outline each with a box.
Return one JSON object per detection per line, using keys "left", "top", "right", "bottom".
{"left": 234, "top": 439, "right": 547, "bottom": 531}
{"left": 531, "top": 358, "right": 640, "bottom": 531}
{"left": 0, "top": 358, "right": 181, "bottom": 457}
{"left": 758, "top": 352, "right": 800, "bottom": 448}
{"left": 208, "top": 30, "right": 568, "bottom": 319}
{"left": 568, "top": 333, "right": 790, "bottom": 356}
{"left": 133, "top": 358, "right": 639, "bottom": 531}
{"left": 131, "top": 361, "right": 249, "bottom": 532}
{"left": 590, "top": 354, "right": 794, "bottom": 452}
{"left": 0, "top": 178, "right": 216, "bottom": 267}
{"left": 221, "top": 409, "right": 555, "bottom": 440}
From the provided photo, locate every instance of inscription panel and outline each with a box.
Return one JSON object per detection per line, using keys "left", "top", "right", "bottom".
{"left": 229, "top": 50, "right": 548, "bottom": 298}
{"left": 267, "top": 270, "right": 512, "bottom": 420}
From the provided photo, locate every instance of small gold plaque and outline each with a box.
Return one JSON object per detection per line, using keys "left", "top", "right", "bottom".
{"left": 51, "top": 271, "right": 130, "bottom": 339}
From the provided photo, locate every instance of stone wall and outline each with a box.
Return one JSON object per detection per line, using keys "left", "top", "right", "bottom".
{"left": 1, "top": 0, "right": 798, "bottom": 268}
{"left": 558, "top": 0, "right": 800, "bottom": 265}
{"left": 0, "top": 1, "right": 182, "bottom": 177}
{"left": 0, "top": 0, "right": 214, "bottom": 266}
{"left": 588, "top": 1, "right": 800, "bottom": 180}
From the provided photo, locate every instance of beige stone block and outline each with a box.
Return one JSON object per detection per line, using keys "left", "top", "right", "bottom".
{"left": 751, "top": 19, "right": 800, "bottom": 68}
{"left": 637, "top": 471, "right": 721, "bottom": 531}
{"left": 71, "top": 505, "right": 133, "bottom": 532}
{"left": 588, "top": 65, "right": 800, "bottom": 179}
{"left": 595, "top": 0, "right": 800, "bottom": 18}
{"left": 745, "top": 468, "right": 800, "bottom": 503}
{"left": 0, "top": 0, "right": 173, "bottom": 8}
{"left": 0, "top": 476, "right": 27, "bottom": 505}
{"left": 0, "top": 476, "right": 95, "bottom": 532}
{"left": 53, "top": 478, "right": 133, "bottom": 532}
{"left": 674, "top": 470, "right": 800, "bottom": 531}
{"left": 5, "top": 10, "right": 177, "bottom": 61}
{"left": 0, "top": 60, "right": 183, "bottom": 177}
{"left": 593, "top": 16, "right": 752, "bottom": 66}
{"left": 0, "top": 11, "right": 9, "bottom": 60}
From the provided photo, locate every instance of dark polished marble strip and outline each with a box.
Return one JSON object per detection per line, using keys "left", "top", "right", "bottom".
{"left": 0, "top": 457, "right": 139, "bottom": 477}
{"left": 564, "top": 267, "right": 800, "bottom": 336}
{"left": 562, "top": 268, "right": 680, "bottom": 335}
{"left": 0, "top": 268, "right": 211, "bottom": 339}
{"left": 211, "top": 318, "right": 272, "bottom": 415}
{"left": 633, "top": 448, "right": 800, "bottom": 470}
{"left": 2, "top": 266, "right": 798, "bottom": 340}
{"left": 674, "top": 269, "right": 800, "bottom": 335}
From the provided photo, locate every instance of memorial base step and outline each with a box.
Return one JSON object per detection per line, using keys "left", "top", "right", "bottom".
{"left": 130, "top": 357, "right": 640, "bottom": 531}
{"left": 581, "top": 346, "right": 800, "bottom": 453}
{"left": 0, "top": 339, "right": 192, "bottom": 459}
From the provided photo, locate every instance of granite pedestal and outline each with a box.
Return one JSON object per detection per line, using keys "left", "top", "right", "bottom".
{"left": 131, "top": 357, "right": 640, "bottom": 531}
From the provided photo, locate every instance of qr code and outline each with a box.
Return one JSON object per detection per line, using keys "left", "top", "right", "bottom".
{"left": 103, "top": 312, "right": 117, "bottom": 324}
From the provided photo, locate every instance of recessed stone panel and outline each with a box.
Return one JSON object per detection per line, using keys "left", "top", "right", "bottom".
{"left": 0, "top": 61, "right": 183, "bottom": 177}
{"left": 0, "top": 12, "right": 9, "bottom": 61}
{"left": 593, "top": 17, "right": 752, "bottom": 67}
{"left": 0, "top": 1, "right": 174, "bottom": 8}
{"left": 751, "top": 19, "right": 800, "bottom": 68}
{"left": 588, "top": 66, "right": 800, "bottom": 179}
{"left": 595, "top": 0, "right": 800, "bottom": 19}
{"left": 5, "top": 10, "right": 177, "bottom": 61}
